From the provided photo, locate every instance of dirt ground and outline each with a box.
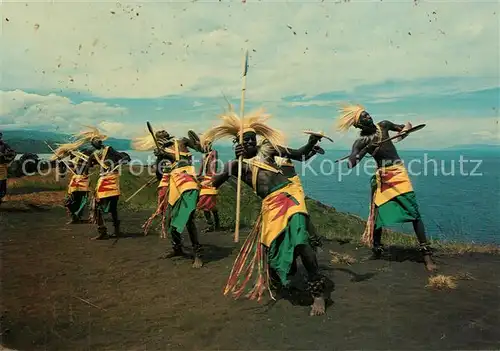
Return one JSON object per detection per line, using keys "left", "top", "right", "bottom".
{"left": 1, "top": 202, "right": 499, "bottom": 350}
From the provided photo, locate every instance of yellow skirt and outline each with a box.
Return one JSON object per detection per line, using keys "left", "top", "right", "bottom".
{"left": 260, "top": 182, "right": 308, "bottom": 247}
{"left": 95, "top": 173, "right": 120, "bottom": 199}
{"left": 168, "top": 165, "right": 199, "bottom": 206}
{"left": 67, "top": 174, "right": 90, "bottom": 194}
{"left": 373, "top": 163, "right": 413, "bottom": 206}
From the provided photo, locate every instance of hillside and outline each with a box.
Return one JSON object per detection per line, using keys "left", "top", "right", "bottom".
{"left": 2, "top": 129, "right": 131, "bottom": 154}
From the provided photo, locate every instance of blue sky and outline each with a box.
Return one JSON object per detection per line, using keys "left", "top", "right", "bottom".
{"left": 0, "top": 1, "right": 498, "bottom": 149}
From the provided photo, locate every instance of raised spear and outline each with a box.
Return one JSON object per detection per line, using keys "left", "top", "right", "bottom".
{"left": 234, "top": 49, "right": 249, "bottom": 243}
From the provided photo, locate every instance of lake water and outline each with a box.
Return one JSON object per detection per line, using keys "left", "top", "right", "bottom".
{"left": 35, "top": 149, "right": 499, "bottom": 245}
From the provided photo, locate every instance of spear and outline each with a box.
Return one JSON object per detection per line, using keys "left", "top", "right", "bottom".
{"left": 44, "top": 140, "right": 76, "bottom": 175}
{"left": 234, "top": 49, "right": 249, "bottom": 243}
{"left": 125, "top": 175, "right": 157, "bottom": 202}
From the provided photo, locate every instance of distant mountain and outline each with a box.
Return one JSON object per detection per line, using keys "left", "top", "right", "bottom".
{"left": 447, "top": 143, "right": 500, "bottom": 150}
{"left": 2, "top": 129, "right": 132, "bottom": 154}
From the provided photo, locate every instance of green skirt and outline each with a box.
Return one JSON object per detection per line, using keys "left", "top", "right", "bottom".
{"left": 268, "top": 213, "right": 310, "bottom": 287}
{"left": 375, "top": 192, "right": 421, "bottom": 229}
{"left": 370, "top": 174, "right": 421, "bottom": 229}
{"left": 168, "top": 189, "right": 199, "bottom": 234}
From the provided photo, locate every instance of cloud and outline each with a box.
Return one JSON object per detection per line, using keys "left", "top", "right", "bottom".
{"left": 472, "top": 130, "right": 500, "bottom": 142}
{"left": 0, "top": 89, "right": 128, "bottom": 134}
{"left": 1, "top": 1, "right": 498, "bottom": 101}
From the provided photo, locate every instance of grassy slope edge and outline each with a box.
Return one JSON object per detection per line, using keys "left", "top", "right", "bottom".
{"left": 5, "top": 169, "right": 499, "bottom": 255}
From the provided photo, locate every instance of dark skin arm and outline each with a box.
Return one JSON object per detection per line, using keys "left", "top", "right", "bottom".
{"left": 273, "top": 135, "right": 321, "bottom": 161}
{"left": 212, "top": 160, "right": 239, "bottom": 188}
{"left": 348, "top": 139, "right": 371, "bottom": 169}
{"left": 303, "top": 145, "right": 324, "bottom": 161}
{"left": 180, "top": 136, "right": 199, "bottom": 152}
{"left": 379, "top": 120, "right": 405, "bottom": 132}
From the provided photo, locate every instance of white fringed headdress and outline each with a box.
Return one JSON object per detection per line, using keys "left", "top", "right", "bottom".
{"left": 50, "top": 126, "right": 107, "bottom": 161}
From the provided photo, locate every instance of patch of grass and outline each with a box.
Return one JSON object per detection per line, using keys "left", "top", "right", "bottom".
{"left": 330, "top": 251, "right": 356, "bottom": 265}
{"left": 8, "top": 172, "right": 67, "bottom": 193}
{"left": 426, "top": 275, "right": 457, "bottom": 290}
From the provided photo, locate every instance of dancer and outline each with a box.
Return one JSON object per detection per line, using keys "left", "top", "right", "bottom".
{"left": 50, "top": 144, "right": 93, "bottom": 223}
{"left": 84, "top": 128, "right": 130, "bottom": 240}
{"left": 196, "top": 137, "right": 220, "bottom": 232}
{"left": 203, "top": 108, "right": 330, "bottom": 316}
{"left": 275, "top": 141, "right": 325, "bottom": 249}
{"left": 336, "top": 104, "right": 436, "bottom": 271}
{"left": 134, "top": 131, "right": 173, "bottom": 237}
{"left": 133, "top": 128, "right": 203, "bottom": 268}
{"left": 0, "top": 132, "right": 16, "bottom": 205}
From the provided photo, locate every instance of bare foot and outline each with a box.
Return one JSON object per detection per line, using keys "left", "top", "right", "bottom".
{"left": 309, "top": 297, "right": 326, "bottom": 316}
{"left": 192, "top": 257, "right": 203, "bottom": 268}
{"left": 424, "top": 255, "right": 438, "bottom": 272}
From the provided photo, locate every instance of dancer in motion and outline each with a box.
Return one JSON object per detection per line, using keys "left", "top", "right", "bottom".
{"left": 337, "top": 104, "right": 436, "bottom": 271}
{"left": 196, "top": 137, "right": 221, "bottom": 232}
{"left": 133, "top": 127, "right": 203, "bottom": 268}
{"left": 84, "top": 128, "right": 131, "bottom": 240}
{"left": 275, "top": 137, "right": 326, "bottom": 248}
{"left": 50, "top": 142, "right": 93, "bottom": 223}
{"left": 133, "top": 130, "right": 173, "bottom": 237}
{"left": 203, "top": 108, "right": 331, "bottom": 316}
{"left": 0, "top": 132, "right": 16, "bottom": 205}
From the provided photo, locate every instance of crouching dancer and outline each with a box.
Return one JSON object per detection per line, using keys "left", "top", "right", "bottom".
{"left": 203, "top": 109, "right": 331, "bottom": 316}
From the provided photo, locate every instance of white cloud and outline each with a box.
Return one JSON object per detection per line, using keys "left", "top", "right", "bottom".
{"left": 1, "top": 1, "right": 497, "bottom": 101}
{"left": 0, "top": 89, "right": 128, "bottom": 134}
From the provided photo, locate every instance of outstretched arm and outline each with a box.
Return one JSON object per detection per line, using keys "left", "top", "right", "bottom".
{"left": 379, "top": 120, "right": 406, "bottom": 132}
{"left": 274, "top": 135, "right": 321, "bottom": 161}
{"left": 348, "top": 139, "right": 371, "bottom": 169}
{"left": 303, "top": 145, "right": 324, "bottom": 161}
{"left": 180, "top": 136, "right": 201, "bottom": 153}
{"left": 212, "top": 160, "right": 238, "bottom": 188}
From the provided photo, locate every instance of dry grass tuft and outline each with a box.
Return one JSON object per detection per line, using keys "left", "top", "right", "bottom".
{"left": 454, "top": 272, "right": 475, "bottom": 281}
{"left": 330, "top": 250, "right": 356, "bottom": 265}
{"left": 426, "top": 275, "right": 457, "bottom": 290}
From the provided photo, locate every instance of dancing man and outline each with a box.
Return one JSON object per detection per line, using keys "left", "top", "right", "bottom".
{"left": 336, "top": 104, "right": 436, "bottom": 271}
{"left": 203, "top": 108, "right": 330, "bottom": 316}
{"left": 85, "top": 128, "right": 130, "bottom": 240}
{"left": 133, "top": 128, "right": 203, "bottom": 268}
{"left": 135, "top": 131, "right": 173, "bottom": 237}
{"left": 275, "top": 141, "right": 325, "bottom": 249}
{"left": 50, "top": 143, "right": 93, "bottom": 223}
{"left": 0, "top": 132, "right": 16, "bottom": 205}
{"left": 196, "top": 137, "right": 221, "bottom": 232}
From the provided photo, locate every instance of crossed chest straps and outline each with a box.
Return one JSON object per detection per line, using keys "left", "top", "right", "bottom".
{"left": 93, "top": 146, "right": 110, "bottom": 171}
{"left": 162, "top": 140, "right": 191, "bottom": 167}
{"left": 242, "top": 158, "right": 282, "bottom": 193}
